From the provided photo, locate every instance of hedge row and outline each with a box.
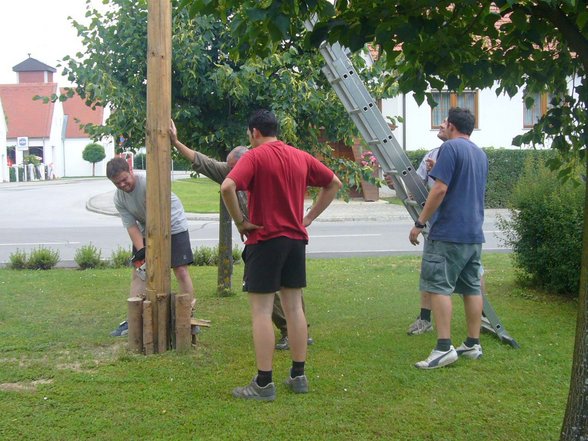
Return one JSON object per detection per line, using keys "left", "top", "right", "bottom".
{"left": 133, "top": 153, "right": 192, "bottom": 171}
{"left": 405, "top": 148, "right": 554, "bottom": 209}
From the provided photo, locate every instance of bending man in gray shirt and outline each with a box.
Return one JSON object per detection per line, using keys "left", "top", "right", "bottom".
{"left": 106, "top": 157, "right": 195, "bottom": 336}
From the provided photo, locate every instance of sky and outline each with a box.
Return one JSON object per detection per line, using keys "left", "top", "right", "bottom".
{"left": 0, "top": 0, "right": 106, "bottom": 85}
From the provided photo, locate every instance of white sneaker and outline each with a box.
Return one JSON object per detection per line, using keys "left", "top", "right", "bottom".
{"left": 415, "top": 346, "right": 458, "bottom": 369}
{"left": 456, "top": 342, "right": 483, "bottom": 359}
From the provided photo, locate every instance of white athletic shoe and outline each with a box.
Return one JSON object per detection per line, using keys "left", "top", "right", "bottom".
{"left": 415, "top": 346, "right": 458, "bottom": 369}
{"left": 456, "top": 342, "right": 483, "bottom": 359}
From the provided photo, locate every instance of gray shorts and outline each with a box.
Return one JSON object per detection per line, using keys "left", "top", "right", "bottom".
{"left": 134, "top": 230, "right": 193, "bottom": 268}
{"left": 419, "top": 239, "right": 483, "bottom": 296}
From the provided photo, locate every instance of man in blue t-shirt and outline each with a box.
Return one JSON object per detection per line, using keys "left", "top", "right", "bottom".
{"left": 408, "top": 107, "right": 488, "bottom": 369}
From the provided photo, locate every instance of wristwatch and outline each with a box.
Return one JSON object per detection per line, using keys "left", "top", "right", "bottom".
{"left": 414, "top": 220, "right": 426, "bottom": 229}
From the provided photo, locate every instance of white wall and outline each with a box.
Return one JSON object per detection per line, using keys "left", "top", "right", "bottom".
{"left": 381, "top": 86, "right": 539, "bottom": 151}
{"left": 63, "top": 137, "right": 115, "bottom": 177}
{"left": 45, "top": 100, "right": 65, "bottom": 177}
{"left": 0, "top": 99, "right": 7, "bottom": 182}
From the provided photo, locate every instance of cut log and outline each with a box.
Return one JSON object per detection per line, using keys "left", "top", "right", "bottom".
{"left": 143, "top": 300, "right": 154, "bottom": 355}
{"left": 127, "top": 297, "right": 143, "bottom": 353}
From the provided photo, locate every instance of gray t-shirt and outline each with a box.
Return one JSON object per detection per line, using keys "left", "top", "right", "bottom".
{"left": 113, "top": 173, "right": 188, "bottom": 235}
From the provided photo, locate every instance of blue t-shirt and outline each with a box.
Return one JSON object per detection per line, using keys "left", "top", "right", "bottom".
{"left": 428, "top": 137, "right": 488, "bottom": 243}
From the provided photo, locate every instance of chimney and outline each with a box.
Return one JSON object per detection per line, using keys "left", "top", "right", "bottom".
{"left": 12, "top": 55, "right": 57, "bottom": 84}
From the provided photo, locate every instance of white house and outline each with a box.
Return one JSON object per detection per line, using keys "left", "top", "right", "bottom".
{"left": 381, "top": 86, "right": 556, "bottom": 151}
{"left": 0, "top": 56, "right": 114, "bottom": 179}
{"left": 0, "top": 98, "right": 7, "bottom": 182}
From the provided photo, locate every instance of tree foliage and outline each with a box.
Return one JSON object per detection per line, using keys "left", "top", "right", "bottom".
{"left": 56, "top": 0, "right": 393, "bottom": 195}
{"left": 182, "top": 0, "right": 587, "bottom": 168}
{"left": 82, "top": 142, "right": 106, "bottom": 176}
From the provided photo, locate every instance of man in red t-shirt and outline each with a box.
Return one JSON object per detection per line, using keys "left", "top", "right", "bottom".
{"left": 221, "top": 109, "right": 342, "bottom": 401}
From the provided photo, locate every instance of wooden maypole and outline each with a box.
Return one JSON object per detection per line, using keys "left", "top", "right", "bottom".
{"left": 145, "top": 0, "right": 172, "bottom": 353}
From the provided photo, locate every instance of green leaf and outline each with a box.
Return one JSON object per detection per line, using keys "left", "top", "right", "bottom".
{"left": 446, "top": 74, "right": 461, "bottom": 91}
{"left": 577, "top": 10, "right": 588, "bottom": 30}
{"left": 247, "top": 8, "right": 268, "bottom": 22}
{"left": 273, "top": 13, "right": 290, "bottom": 38}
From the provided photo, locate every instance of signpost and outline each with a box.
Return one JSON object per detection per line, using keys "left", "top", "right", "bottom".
{"left": 16, "top": 137, "right": 29, "bottom": 152}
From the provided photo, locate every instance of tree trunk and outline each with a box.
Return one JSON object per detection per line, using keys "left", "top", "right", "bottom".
{"left": 217, "top": 193, "right": 233, "bottom": 296}
{"left": 560, "top": 156, "right": 588, "bottom": 440}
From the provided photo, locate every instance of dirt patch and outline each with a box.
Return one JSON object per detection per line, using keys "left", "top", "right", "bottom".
{"left": 0, "top": 379, "right": 53, "bottom": 392}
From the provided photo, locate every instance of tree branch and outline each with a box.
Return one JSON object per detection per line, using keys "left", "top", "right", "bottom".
{"left": 530, "top": 3, "right": 588, "bottom": 73}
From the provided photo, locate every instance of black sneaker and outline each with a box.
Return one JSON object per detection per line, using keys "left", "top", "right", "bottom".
{"left": 284, "top": 375, "right": 309, "bottom": 393}
{"left": 275, "top": 336, "right": 289, "bottom": 350}
{"left": 110, "top": 320, "right": 128, "bottom": 337}
{"left": 275, "top": 336, "right": 314, "bottom": 350}
{"left": 232, "top": 376, "right": 276, "bottom": 401}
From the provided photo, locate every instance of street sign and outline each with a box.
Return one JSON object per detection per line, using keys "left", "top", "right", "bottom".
{"left": 16, "top": 137, "right": 29, "bottom": 151}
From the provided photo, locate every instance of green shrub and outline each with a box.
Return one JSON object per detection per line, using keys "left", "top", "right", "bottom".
{"left": 133, "top": 153, "right": 146, "bottom": 170}
{"left": 192, "top": 244, "right": 242, "bottom": 267}
{"left": 74, "top": 244, "right": 103, "bottom": 269}
{"left": 498, "top": 156, "right": 583, "bottom": 296}
{"left": 9, "top": 167, "right": 25, "bottom": 182}
{"left": 110, "top": 247, "right": 132, "bottom": 268}
{"left": 134, "top": 152, "right": 191, "bottom": 171}
{"left": 27, "top": 247, "right": 60, "bottom": 270}
{"left": 232, "top": 245, "right": 243, "bottom": 264}
{"left": 193, "top": 246, "right": 217, "bottom": 266}
{"left": 8, "top": 249, "right": 28, "bottom": 270}
{"left": 484, "top": 148, "right": 554, "bottom": 208}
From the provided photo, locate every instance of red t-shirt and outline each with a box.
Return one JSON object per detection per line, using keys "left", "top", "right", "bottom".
{"left": 227, "top": 140, "right": 334, "bottom": 244}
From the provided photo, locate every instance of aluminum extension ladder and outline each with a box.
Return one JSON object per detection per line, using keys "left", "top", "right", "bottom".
{"left": 308, "top": 20, "right": 519, "bottom": 348}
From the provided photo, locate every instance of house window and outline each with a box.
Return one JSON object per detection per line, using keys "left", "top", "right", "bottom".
{"left": 523, "top": 92, "right": 551, "bottom": 128}
{"left": 431, "top": 91, "right": 478, "bottom": 128}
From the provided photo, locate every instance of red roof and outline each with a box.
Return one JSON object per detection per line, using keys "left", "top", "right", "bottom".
{"left": 0, "top": 83, "right": 57, "bottom": 138}
{"left": 61, "top": 88, "right": 105, "bottom": 138}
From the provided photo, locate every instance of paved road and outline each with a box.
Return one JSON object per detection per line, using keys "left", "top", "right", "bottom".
{"left": 0, "top": 177, "right": 510, "bottom": 266}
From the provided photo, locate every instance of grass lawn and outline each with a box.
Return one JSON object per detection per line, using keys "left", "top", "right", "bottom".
{"left": 381, "top": 196, "right": 404, "bottom": 205}
{"left": 172, "top": 178, "right": 404, "bottom": 212}
{"left": 0, "top": 254, "right": 575, "bottom": 440}
{"left": 172, "top": 178, "right": 222, "bottom": 213}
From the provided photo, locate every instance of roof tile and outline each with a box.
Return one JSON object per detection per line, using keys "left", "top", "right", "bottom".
{"left": 0, "top": 83, "right": 57, "bottom": 138}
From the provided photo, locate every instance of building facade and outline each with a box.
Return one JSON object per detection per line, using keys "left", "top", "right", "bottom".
{"left": 0, "top": 56, "right": 113, "bottom": 182}
{"left": 381, "top": 87, "right": 557, "bottom": 152}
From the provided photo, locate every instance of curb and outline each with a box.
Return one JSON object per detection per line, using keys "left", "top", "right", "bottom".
{"left": 85, "top": 191, "right": 414, "bottom": 223}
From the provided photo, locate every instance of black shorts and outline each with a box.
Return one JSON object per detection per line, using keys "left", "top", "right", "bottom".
{"left": 133, "top": 230, "right": 193, "bottom": 268}
{"left": 242, "top": 236, "right": 306, "bottom": 293}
